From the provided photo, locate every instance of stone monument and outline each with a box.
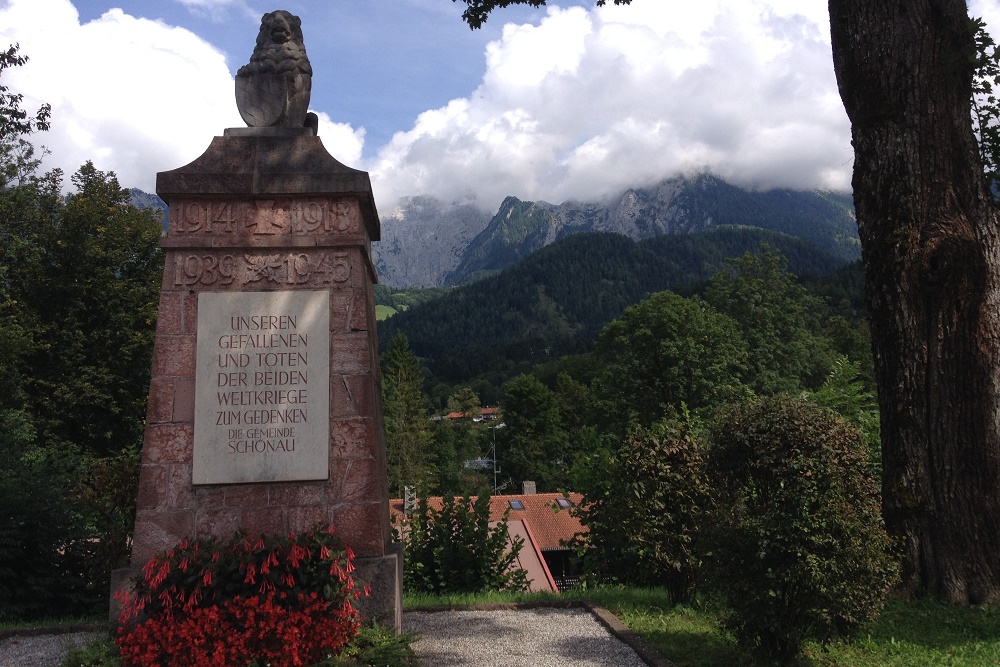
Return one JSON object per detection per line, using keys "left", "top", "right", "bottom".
{"left": 114, "top": 9, "right": 401, "bottom": 629}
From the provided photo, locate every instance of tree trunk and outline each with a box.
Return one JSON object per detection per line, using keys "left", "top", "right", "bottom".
{"left": 829, "top": 0, "right": 1000, "bottom": 603}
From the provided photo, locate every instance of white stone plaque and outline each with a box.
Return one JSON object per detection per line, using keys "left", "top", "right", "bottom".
{"left": 193, "top": 290, "right": 330, "bottom": 484}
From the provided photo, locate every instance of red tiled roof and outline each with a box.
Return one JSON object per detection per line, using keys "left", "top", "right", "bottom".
{"left": 388, "top": 492, "right": 585, "bottom": 551}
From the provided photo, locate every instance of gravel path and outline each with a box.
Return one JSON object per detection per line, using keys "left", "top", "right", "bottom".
{"left": 0, "top": 605, "right": 670, "bottom": 667}
{"left": 403, "top": 607, "right": 656, "bottom": 667}
{"left": 0, "top": 631, "right": 102, "bottom": 667}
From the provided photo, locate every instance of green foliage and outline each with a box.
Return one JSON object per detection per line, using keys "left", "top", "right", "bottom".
{"left": 807, "top": 357, "right": 881, "bottom": 472}
{"left": 314, "top": 622, "right": 419, "bottom": 666}
{"left": 705, "top": 248, "right": 838, "bottom": 395}
{"left": 62, "top": 636, "right": 122, "bottom": 667}
{"left": 374, "top": 284, "right": 448, "bottom": 313}
{"left": 72, "top": 447, "right": 142, "bottom": 601}
{"left": 446, "top": 386, "right": 481, "bottom": 417}
{"left": 381, "top": 333, "right": 435, "bottom": 498}
{"left": 19, "top": 163, "right": 163, "bottom": 456}
{"left": 379, "top": 227, "right": 847, "bottom": 386}
{"left": 0, "top": 50, "right": 160, "bottom": 621}
{"left": 705, "top": 395, "right": 899, "bottom": 663}
{"left": 0, "top": 418, "right": 94, "bottom": 620}
{"left": 498, "top": 374, "right": 571, "bottom": 491}
{"left": 402, "top": 493, "right": 529, "bottom": 595}
{"left": 0, "top": 44, "right": 50, "bottom": 187}
{"left": 595, "top": 291, "right": 749, "bottom": 426}
{"left": 973, "top": 16, "right": 1000, "bottom": 201}
{"left": 427, "top": 418, "right": 488, "bottom": 496}
{"left": 64, "top": 623, "right": 420, "bottom": 667}
{"left": 572, "top": 418, "right": 711, "bottom": 603}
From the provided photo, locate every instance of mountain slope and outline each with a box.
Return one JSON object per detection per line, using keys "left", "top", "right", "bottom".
{"left": 379, "top": 226, "right": 846, "bottom": 381}
{"left": 443, "top": 174, "right": 857, "bottom": 286}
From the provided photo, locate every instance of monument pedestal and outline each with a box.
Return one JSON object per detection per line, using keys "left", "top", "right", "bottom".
{"left": 115, "top": 132, "right": 401, "bottom": 630}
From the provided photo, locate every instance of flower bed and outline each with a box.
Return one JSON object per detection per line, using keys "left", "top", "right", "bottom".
{"left": 115, "top": 525, "right": 367, "bottom": 667}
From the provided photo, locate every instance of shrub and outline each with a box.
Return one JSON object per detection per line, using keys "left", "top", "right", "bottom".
{"left": 571, "top": 418, "right": 710, "bottom": 603}
{"left": 705, "top": 395, "right": 898, "bottom": 663}
{"left": 115, "top": 525, "right": 364, "bottom": 667}
{"left": 402, "top": 493, "right": 529, "bottom": 594}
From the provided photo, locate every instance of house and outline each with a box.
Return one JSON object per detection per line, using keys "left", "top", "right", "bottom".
{"left": 389, "top": 488, "right": 586, "bottom": 592}
{"left": 441, "top": 406, "right": 501, "bottom": 422}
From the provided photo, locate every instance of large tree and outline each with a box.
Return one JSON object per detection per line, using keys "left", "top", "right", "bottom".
{"left": 828, "top": 0, "right": 1000, "bottom": 603}
{"left": 455, "top": 0, "right": 1000, "bottom": 602}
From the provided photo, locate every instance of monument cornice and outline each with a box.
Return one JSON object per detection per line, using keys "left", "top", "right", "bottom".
{"left": 156, "top": 134, "right": 380, "bottom": 242}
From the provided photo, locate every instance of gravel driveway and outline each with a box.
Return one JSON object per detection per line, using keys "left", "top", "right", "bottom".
{"left": 0, "top": 603, "right": 673, "bottom": 667}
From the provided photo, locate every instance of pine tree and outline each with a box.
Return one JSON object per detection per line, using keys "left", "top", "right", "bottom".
{"left": 381, "top": 332, "right": 434, "bottom": 498}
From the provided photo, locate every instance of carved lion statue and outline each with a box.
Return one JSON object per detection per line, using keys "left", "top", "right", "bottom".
{"left": 235, "top": 10, "right": 315, "bottom": 130}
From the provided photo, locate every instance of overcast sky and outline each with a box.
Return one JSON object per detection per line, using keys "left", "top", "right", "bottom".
{"left": 3, "top": 0, "right": 1000, "bottom": 213}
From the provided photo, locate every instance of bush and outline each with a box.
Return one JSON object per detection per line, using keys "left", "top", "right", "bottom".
{"left": 402, "top": 493, "right": 529, "bottom": 595}
{"left": 115, "top": 525, "right": 364, "bottom": 667}
{"left": 705, "top": 395, "right": 898, "bottom": 663}
{"left": 571, "top": 418, "right": 710, "bottom": 603}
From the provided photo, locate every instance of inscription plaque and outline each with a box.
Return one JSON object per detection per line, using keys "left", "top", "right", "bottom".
{"left": 194, "top": 290, "right": 330, "bottom": 484}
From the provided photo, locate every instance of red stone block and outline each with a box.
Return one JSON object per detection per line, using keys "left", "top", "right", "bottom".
{"left": 196, "top": 508, "right": 241, "bottom": 540}
{"left": 131, "top": 510, "right": 195, "bottom": 564}
{"left": 331, "top": 333, "right": 370, "bottom": 374}
{"left": 337, "top": 459, "right": 382, "bottom": 504}
{"left": 151, "top": 335, "right": 195, "bottom": 378}
{"left": 172, "top": 377, "right": 195, "bottom": 422}
{"left": 331, "top": 375, "right": 376, "bottom": 418}
{"left": 225, "top": 485, "right": 270, "bottom": 508}
{"left": 136, "top": 465, "right": 168, "bottom": 511}
{"left": 156, "top": 292, "right": 182, "bottom": 335}
{"left": 194, "top": 486, "right": 226, "bottom": 510}
{"left": 287, "top": 505, "right": 329, "bottom": 534}
{"left": 143, "top": 423, "right": 193, "bottom": 464}
{"left": 268, "top": 482, "right": 324, "bottom": 507}
{"left": 330, "top": 418, "right": 375, "bottom": 458}
{"left": 167, "top": 464, "right": 195, "bottom": 510}
{"left": 330, "top": 293, "right": 353, "bottom": 332}
{"left": 146, "top": 378, "right": 173, "bottom": 424}
{"left": 349, "top": 291, "right": 368, "bottom": 332}
{"left": 331, "top": 503, "right": 385, "bottom": 557}
{"left": 240, "top": 507, "right": 286, "bottom": 537}
{"left": 182, "top": 292, "right": 198, "bottom": 335}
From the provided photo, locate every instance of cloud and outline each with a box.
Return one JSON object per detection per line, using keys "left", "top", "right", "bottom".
{"left": 0, "top": 0, "right": 244, "bottom": 191}
{"left": 0, "top": 0, "right": 365, "bottom": 193}
{"left": 368, "top": 0, "right": 854, "bottom": 210}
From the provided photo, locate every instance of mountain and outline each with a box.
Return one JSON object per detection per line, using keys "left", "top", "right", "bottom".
{"left": 378, "top": 225, "right": 848, "bottom": 383}
{"left": 128, "top": 189, "right": 168, "bottom": 231}
{"left": 375, "top": 196, "right": 492, "bottom": 288}
{"left": 443, "top": 174, "right": 858, "bottom": 286}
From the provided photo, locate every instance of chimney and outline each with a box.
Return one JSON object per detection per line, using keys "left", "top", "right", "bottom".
{"left": 522, "top": 481, "right": 536, "bottom": 495}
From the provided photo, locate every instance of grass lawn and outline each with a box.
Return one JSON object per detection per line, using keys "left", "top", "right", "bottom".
{"left": 405, "top": 587, "right": 1000, "bottom": 666}
{"left": 375, "top": 304, "right": 398, "bottom": 320}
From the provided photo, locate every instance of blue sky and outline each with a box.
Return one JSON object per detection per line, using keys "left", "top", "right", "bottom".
{"left": 4, "top": 0, "right": 1000, "bottom": 212}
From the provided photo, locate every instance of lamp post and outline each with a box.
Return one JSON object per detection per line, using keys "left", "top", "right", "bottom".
{"left": 491, "top": 422, "right": 505, "bottom": 495}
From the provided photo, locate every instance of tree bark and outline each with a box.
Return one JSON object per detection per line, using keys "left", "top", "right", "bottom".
{"left": 829, "top": 0, "right": 1000, "bottom": 603}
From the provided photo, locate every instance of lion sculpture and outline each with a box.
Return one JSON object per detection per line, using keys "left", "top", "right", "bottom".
{"left": 235, "top": 10, "right": 317, "bottom": 132}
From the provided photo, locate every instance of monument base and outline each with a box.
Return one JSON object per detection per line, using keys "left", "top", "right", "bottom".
{"left": 353, "top": 542, "right": 404, "bottom": 632}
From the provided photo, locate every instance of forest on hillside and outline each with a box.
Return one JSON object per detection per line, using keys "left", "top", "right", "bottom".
{"left": 377, "top": 226, "right": 865, "bottom": 407}
{"left": 379, "top": 241, "right": 875, "bottom": 502}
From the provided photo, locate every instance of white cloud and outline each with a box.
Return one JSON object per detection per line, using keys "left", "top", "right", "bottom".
{"left": 4, "top": 0, "right": 1000, "bottom": 212}
{"left": 0, "top": 0, "right": 241, "bottom": 191}
{"left": 0, "top": 0, "right": 367, "bottom": 193}
{"left": 368, "top": 0, "right": 854, "bottom": 210}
